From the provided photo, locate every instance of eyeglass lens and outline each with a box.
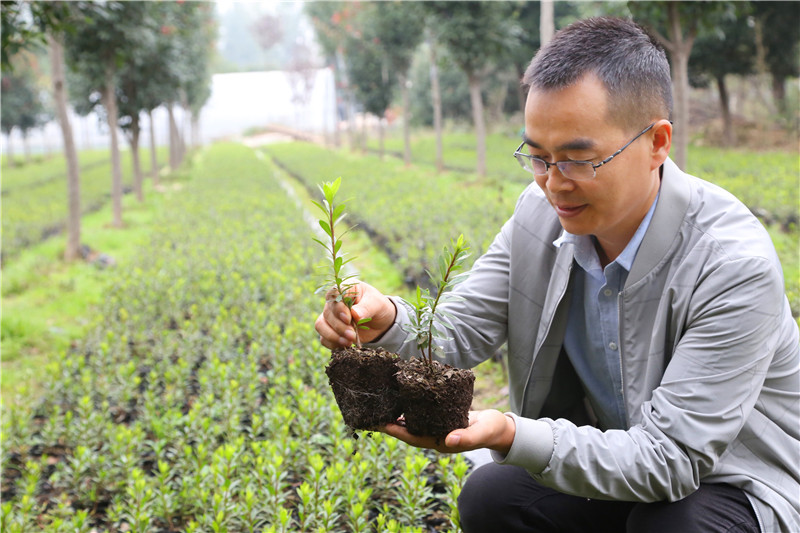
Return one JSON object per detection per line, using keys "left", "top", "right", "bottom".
{"left": 538, "top": 160, "right": 593, "bottom": 180}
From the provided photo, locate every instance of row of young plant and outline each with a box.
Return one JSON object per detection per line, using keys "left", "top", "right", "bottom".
{"left": 686, "top": 145, "right": 799, "bottom": 225}
{"left": 1, "top": 142, "right": 469, "bottom": 532}
{"left": 267, "top": 139, "right": 798, "bottom": 318}
{"left": 1, "top": 149, "right": 111, "bottom": 194}
{"left": 363, "top": 129, "right": 527, "bottom": 181}
{"left": 265, "top": 141, "right": 522, "bottom": 289}
{"left": 1, "top": 148, "right": 168, "bottom": 261}
{"left": 368, "top": 130, "right": 799, "bottom": 227}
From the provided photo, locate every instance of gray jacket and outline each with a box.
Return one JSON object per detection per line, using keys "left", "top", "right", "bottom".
{"left": 374, "top": 158, "right": 800, "bottom": 532}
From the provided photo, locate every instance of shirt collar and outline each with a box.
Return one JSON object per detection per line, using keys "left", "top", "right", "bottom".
{"left": 553, "top": 191, "right": 660, "bottom": 275}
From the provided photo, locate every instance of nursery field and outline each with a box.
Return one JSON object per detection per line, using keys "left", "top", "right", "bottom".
{"left": 1, "top": 147, "right": 168, "bottom": 262}
{"left": 2, "top": 143, "right": 469, "bottom": 532}
{"left": 1, "top": 136, "right": 797, "bottom": 531}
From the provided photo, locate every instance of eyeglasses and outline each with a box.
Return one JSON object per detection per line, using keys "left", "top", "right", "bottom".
{"left": 513, "top": 122, "right": 656, "bottom": 181}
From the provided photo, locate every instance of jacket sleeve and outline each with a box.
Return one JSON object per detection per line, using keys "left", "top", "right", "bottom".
{"left": 365, "top": 217, "right": 513, "bottom": 369}
{"left": 499, "top": 256, "right": 787, "bottom": 502}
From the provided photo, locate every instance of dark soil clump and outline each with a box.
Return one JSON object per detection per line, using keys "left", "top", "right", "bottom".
{"left": 325, "top": 346, "right": 402, "bottom": 429}
{"left": 396, "top": 358, "right": 474, "bottom": 437}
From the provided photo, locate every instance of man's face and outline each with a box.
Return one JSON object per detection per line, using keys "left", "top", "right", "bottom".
{"left": 523, "top": 74, "right": 660, "bottom": 260}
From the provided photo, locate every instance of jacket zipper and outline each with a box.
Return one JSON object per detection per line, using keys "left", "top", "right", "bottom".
{"left": 521, "top": 262, "right": 573, "bottom": 410}
{"left": 617, "top": 291, "right": 629, "bottom": 428}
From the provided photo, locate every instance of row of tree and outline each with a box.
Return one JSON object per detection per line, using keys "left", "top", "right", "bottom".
{"left": 305, "top": 1, "right": 798, "bottom": 176}
{"left": 1, "top": 1, "right": 215, "bottom": 260}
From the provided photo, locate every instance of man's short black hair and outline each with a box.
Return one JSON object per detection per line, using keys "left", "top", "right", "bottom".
{"left": 523, "top": 17, "right": 672, "bottom": 132}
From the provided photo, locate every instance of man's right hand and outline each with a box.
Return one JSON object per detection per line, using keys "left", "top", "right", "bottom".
{"left": 314, "top": 281, "right": 397, "bottom": 350}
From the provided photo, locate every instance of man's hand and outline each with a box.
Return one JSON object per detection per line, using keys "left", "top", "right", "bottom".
{"left": 380, "top": 410, "right": 516, "bottom": 455}
{"left": 315, "top": 281, "right": 397, "bottom": 349}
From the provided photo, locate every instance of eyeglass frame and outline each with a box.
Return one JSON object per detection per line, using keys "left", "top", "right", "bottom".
{"left": 513, "top": 122, "right": 657, "bottom": 181}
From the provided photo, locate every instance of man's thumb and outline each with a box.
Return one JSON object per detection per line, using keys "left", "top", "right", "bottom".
{"left": 351, "top": 304, "right": 366, "bottom": 322}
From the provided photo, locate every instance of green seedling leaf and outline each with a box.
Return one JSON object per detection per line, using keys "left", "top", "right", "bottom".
{"left": 319, "top": 219, "right": 332, "bottom": 237}
{"left": 333, "top": 203, "right": 346, "bottom": 221}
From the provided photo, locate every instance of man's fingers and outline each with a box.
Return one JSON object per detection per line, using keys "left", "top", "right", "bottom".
{"left": 315, "top": 312, "right": 353, "bottom": 348}
{"left": 322, "top": 301, "right": 356, "bottom": 337}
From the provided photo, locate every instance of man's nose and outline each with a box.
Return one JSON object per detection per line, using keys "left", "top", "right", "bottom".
{"left": 542, "top": 165, "right": 575, "bottom": 194}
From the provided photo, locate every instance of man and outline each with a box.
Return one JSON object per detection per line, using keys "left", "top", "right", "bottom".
{"left": 316, "top": 17, "right": 799, "bottom": 533}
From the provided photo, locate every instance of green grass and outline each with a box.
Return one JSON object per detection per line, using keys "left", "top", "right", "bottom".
{"left": 1, "top": 147, "right": 169, "bottom": 260}
{"left": 1, "top": 149, "right": 111, "bottom": 192}
{"left": 1, "top": 162, "right": 190, "bottom": 404}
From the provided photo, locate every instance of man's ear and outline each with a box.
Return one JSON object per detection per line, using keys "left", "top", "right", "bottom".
{"left": 650, "top": 119, "right": 672, "bottom": 171}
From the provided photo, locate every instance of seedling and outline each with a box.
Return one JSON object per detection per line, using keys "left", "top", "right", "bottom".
{"left": 403, "top": 234, "right": 471, "bottom": 366}
{"left": 312, "top": 177, "right": 371, "bottom": 348}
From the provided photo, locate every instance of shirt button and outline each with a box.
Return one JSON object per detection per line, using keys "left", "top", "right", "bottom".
{"left": 603, "top": 288, "right": 613, "bottom": 297}
{"left": 609, "top": 341, "right": 618, "bottom": 351}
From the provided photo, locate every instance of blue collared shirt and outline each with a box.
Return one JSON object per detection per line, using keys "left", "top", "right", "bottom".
{"left": 553, "top": 194, "right": 659, "bottom": 430}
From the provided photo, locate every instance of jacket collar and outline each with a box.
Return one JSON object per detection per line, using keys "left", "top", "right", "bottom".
{"left": 626, "top": 158, "right": 691, "bottom": 287}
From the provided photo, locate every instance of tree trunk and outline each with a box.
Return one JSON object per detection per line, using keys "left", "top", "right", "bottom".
{"left": 49, "top": 34, "right": 81, "bottom": 261}
{"left": 399, "top": 73, "right": 412, "bottom": 166}
{"left": 716, "top": 74, "right": 734, "bottom": 147}
{"left": 181, "top": 99, "right": 190, "bottom": 157}
{"left": 360, "top": 113, "right": 367, "bottom": 153}
{"left": 662, "top": 2, "right": 696, "bottom": 171}
{"left": 752, "top": 18, "right": 777, "bottom": 115}
{"left": 4, "top": 131, "right": 15, "bottom": 165}
{"left": 378, "top": 117, "right": 385, "bottom": 160}
{"left": 191, "top": 113, "right": 200, "bottom": 149}
{"left": 540, "top": 0, "right": 555, "bottom": 46}
{"left": 428, "top": 35, "right": 444, "bottom": 173}
{"left": 771, "top": 75, "right": 787, "bottom": 115}
{"left": 22, "top": 132, "right": 31, "bottom": 163}
{"left": 331, "top": 64, "right": 341, "bottom": 148}
{"left": 347, "top": 91, "right": 357, "bottom": 152}
{"left": 468, "top": 73, "right": 487, "bottom": 178}
{"left": 337, "top": 49, "right": 356, "bottom": 152}
{"left": 129, "top": 116, "right": 143, "bottom": 202}
{"left": 148, "top": 109, "right": 159, "bottom": 186}
{"left": 515, "top": 64, "right": 527, "bottom": 118}
{"left": 167, "top": 103, "right": 181, "bottom": 170}
{"left": 103, "top": 66, "right": 124, "bottom": 227}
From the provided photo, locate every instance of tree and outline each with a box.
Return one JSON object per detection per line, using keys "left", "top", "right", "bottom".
{"left": 342, "top": 16, "right": 393, "bottom": 157}
{"left": 1, "top": 54, "right": 49, "bottom": 164}
{"left": 2, "top": 0, "right": 81, "bottom": 260}
{"left": 305, "top": 1, "right": 359, "bottom": 150}
{"left": 424, "top": 2, "right": 520, "bottom": 178}
{"left": 370, "top": 2, "right": 425, "bottom": 166}
{"left": 49, "top": 33, "right": 82, "bottom": 260}
{"left": 751, "top": 2, "right": 800, "bottom": 116}
{"left": 426, "top": 28, "right": 444, "bottom": 173}
{"left": 174, "top": 3, "right": 216, "bottom": 151}
{"left": 507, "top": 2, "right": 578, "bottom": 115}
{"left": 689, "top": 6, "right": 755, "bottom": 145}
{"left": 540, "top": 0, "right": 555, "bottom": 46}
{"left": 629, "top": 1, "right": 729, "bottom": 170}
{"left": 1, "top": 0, "right": 70, "bottom": 68}
{"left": 65, "top": 2, "right": 155, "bottom": 228}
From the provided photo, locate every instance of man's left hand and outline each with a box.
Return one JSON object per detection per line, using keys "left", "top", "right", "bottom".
{"left": 380, "top": 409, "right": 516, "bottom": 454}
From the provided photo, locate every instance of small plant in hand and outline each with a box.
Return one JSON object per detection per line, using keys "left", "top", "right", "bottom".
{"left": 313, "top": 177, "right": 403, "bottom": 430}
{"left": 398, "top": 235, "right": 475, "bottom": 436}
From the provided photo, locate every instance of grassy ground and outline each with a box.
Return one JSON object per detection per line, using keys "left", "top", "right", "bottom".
{"left": 1, "top": 170, "right": 190, "bottom": 404}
